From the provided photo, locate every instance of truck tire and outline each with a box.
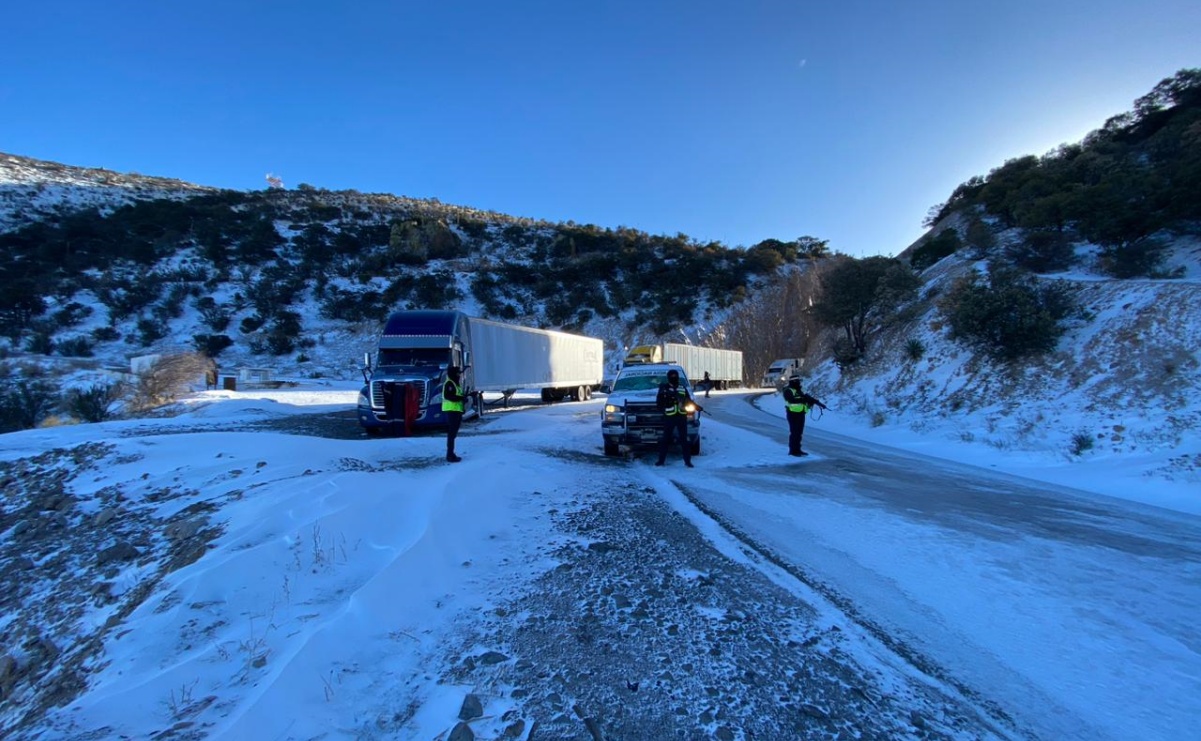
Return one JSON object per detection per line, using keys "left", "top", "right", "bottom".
{"left": 690, "top": 438, "right": 701, "bottom": 456}
{"left": 604, "top": 439, "right": 619, "bottom": 456}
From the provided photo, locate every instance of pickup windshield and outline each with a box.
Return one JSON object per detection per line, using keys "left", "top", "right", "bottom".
{"left": 612, "top": 374, "right": 691, "bottom": 393}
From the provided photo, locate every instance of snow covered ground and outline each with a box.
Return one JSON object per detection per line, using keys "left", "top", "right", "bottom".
{"left": 1, "top": 381, "right": 1197, "bottom": 740}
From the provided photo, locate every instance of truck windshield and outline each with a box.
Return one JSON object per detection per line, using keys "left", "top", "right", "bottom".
{"left": 377, "top": 348, "right": 449, "bottom": 366}
{"left": 613, "top": 374, "right": 690, "bottom": 393}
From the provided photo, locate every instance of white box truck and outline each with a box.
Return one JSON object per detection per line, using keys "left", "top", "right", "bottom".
{"left": 357, "top": 310, "right": 604, "bottom": 434}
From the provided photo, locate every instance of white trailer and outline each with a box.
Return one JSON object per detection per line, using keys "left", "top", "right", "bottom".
{"left": 660, "top": 342, "right": 743, "bottom": 389}
{"left": 469, "top": 317, "right": 604, "bottom": 401}
{"left": 357, "top": 310, "right": 604, "bottom": 435}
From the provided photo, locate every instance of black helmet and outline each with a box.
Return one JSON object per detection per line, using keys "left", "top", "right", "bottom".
{"left": 788, "top": 376, "right": 800, "bottom": 386}
{"left": 667, "top": 369, "right": 679, "bottom": 379}
{"left": 447, "top": 366, "right": 461, "bottom": 376}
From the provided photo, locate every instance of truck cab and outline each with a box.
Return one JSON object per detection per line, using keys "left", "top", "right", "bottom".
{"left": 357, "top": 310, "right": 474, "bottom": 435}
{"left": 623, "top": 344, "right": 662, "bottom": 365}
{"left": 601, "top": 363, "right": 701, "bottom": 457}
{"left": 761, "top": 358, "right": 803, "bottom": 389}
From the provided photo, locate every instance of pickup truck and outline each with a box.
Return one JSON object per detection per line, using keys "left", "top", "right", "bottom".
{"left": 601, "top": 363, "right": 701, "bottom": 456}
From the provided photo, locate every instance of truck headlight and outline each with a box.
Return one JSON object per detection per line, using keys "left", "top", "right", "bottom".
{"left": 602, "top": 404, "right": 625, "bottom": 423}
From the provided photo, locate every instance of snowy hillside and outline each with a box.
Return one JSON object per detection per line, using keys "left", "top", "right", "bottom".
{"left": 804, "top": 223, "right": 1201, "bottom": 498}
{"left": 2, "top": 151, "right": 1198, "bottom": 503}
{"left": 0, "top": 152, "right": 214, "bottom": 232}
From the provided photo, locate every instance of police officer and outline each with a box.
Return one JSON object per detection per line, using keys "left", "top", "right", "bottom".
{"left": 783, "top": 376, "right": 826, "bottom": 457}
{"left": 656, "top": 369, "right": 700, "bottom": 467}
{"left": 442, "top": 366, "right": 466, "bottom": 462}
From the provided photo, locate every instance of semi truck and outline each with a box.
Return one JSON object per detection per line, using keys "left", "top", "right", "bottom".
{"left": 623, "top": 342, "right": 743, "bottom": 389}
{"left": 760, "top": 358, "right": 804, "bottom": 388}
{"left": 357, "top": 310, "right": 604, "bottom": 435}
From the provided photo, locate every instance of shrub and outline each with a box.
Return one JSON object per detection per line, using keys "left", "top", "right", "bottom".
{"left": 0, "top": 379, "right": 58, "bottom": 432}
{"left": 910, "top": 229, "right": 962, "bottom": 271}
{"left": 25, "top": 332, "right": 54, "bottom": 355}
{"left": 136, "top": 317, "right": 166, "bottom": 346}
{"left": 92, "top": 325, "right": 121, "bottom": 342}
{"left": 52, "top": 301, "right": 94, "bottom": 329}
{"left": 1071, "top": 431, "right": 1096, "bottom": 456}
{"left": 1099, "top": 237, "right": 1170, "bottom": 278}
{"left": 56, "top": 336, "right": 94, "bottom": 357}
{"left": 194, "top": 296, "right": 232, "bottom": 332}
{"left": 941, "top": 265, "right": 1079, "bottom": 361}
{"left": 1007, "top": 229, "right": 1076, "bottom": 273}
{"left": 240, "top": 314, "right": 266, "bottom": 333}
{"left": 905, "top": 338, "right": 926, "bottom": 361}
{"left": 129, "top": 352, "right": 212, "bottom": 410}
{"left": 832, "top": 337, "right": 863, "bottom": 368}
{"left": 265, "top": 311, "right": 302, "bottom": 355}
{"left": 64, "top": 381, "right": 126, "bottom": 422}
{"left": 193, "top": 333, "right": 234, "bottom": 357}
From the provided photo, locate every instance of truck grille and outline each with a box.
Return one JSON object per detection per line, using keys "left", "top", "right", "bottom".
{"left": 626, "top": 403, "right": 666, "bottom": 427}
{"left": 370, "top": 379, "right": 428, "bottom": 418}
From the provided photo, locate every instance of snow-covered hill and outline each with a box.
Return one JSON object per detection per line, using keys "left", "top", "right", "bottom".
{"left": 803, "top": 223, "right": 1201, "bottom": 497}
{"left": 0, "top": 152, "right": 214, "bottom": 232}
{"left": 2, "top": 152, "right": 1198, "bottom": 502}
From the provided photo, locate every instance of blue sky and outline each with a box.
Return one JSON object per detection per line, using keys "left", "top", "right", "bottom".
{"left": 3, "top": 1, "right": 1197, "bottom": 256}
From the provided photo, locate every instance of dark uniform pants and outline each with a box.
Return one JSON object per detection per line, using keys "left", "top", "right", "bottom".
{"left": 787, "top": 411, "right": 807, "bottom": 454}
{"left": 658, "top": 414, "right": 691, "bottom": 463}
{"left": 446, "top": 412, "right": 462, "bottom": 457}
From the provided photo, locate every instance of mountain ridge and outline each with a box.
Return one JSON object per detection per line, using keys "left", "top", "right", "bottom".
{"left": 1, "top": 149, "right": 1199, "bottom": 496}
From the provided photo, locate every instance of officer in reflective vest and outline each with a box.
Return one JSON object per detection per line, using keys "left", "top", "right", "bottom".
{"left": 442, "top": 366, "right": 466, "bottom": 462}
{"left": 655, "top": 369, "right": 701, "bottom": 467}
{"left": 783, "top": 376, "right": 826, "bottom": 457}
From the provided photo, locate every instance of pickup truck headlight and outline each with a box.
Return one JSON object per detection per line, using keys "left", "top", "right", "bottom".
{"left": 602, "top": 404, "right": 625, "bottom": 424}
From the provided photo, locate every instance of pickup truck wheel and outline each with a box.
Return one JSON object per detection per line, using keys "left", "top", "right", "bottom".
{"left": 690, "top": 439, "right": 701, "bottom": 456}
{"left": 603, "top": 440, "right": 619, "bottom": 456}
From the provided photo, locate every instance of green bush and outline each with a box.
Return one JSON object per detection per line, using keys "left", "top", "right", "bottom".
{"left": 136, "top": 317, "right": 166, "bottom": 346}
{"left": 1007, "top": 229, "right": 1076, "bottom": 273}
{"left": 910, "top": 229, "right": 962, "bottom": 271}
{"left": 1099, "top": 237, "right": 1170, "bottom": 278}
{"left": 1071, "top": 431, "right": 1096, "bottom": 456}
{"left": 25, "top": 332, "right": 54, "bottom": 355}
{"left": 56, "top": 336, "right": 94, "bottom": 357}
{"left": 240, "top": 314, "right": 266, "bottom": 334}
{"left": 832, "top": 337, "right": 863, "bottom": 368}
{"left": 92, "top": 326, "right": 121, "bottom": 342}
{"left": 0, "top": 379, "right": 58, "bottom": 432}
{"left": 905, "top": 338, "right": 926, "bottom": 361}
{"left": 193, "top": 333, "right": 234, "bottom": 357}
{"left": 52, "top": 301, "right": 93, "bottom": 329}
{"left": 941, "top": 265, "right": 1079, "bottom": 361}
{"left": 64, "top": 382, "right": 125, "bottom": 422}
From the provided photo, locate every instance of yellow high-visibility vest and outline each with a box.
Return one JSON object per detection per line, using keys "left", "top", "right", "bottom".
{"left": 442, "top": 380, "right": 464, "bottom": 413}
